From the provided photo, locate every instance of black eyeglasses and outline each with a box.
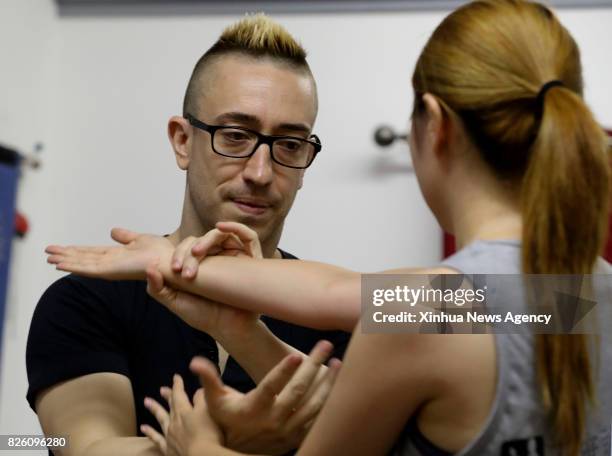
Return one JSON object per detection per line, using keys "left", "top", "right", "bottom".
{"left": 185, "top": 113, "right": 322, "bottom": 169}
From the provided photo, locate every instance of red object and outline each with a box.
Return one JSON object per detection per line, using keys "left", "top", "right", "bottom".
{"left": 605, "top": 129, "right": 612, "bottom": 262}
{"left": 443, "top": 232, "right": 456, "bottom": 259}
{"left": 15, "top": 211, "right": 29, "bottom": 237}
{"left": 604, "top": 226, "right": 612, "bottom": 263}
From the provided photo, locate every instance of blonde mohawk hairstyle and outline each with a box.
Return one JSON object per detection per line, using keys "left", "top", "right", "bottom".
{"left": 183, "top": 13, "right": 311, "bottom": 116}
{"left": 219, "top": 13, "right": 307, "bottom": 60}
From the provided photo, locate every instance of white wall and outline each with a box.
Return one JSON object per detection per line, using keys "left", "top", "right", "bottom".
{"left": 0, "top": 1, "right": 59, "bottom": 453}
{"left": 1, "top": 2, "right": 611, "bottom": 451}
{"left": 41, "top": 11, "right": 445, "bottom": 271}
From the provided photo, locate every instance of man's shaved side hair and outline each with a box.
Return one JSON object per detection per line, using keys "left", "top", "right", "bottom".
{"left": 183, "top": 13, "right": 316, "bottom": 116}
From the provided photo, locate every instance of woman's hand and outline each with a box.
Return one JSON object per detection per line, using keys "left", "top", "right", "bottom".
{"left": 144, "top": 221, "right": 263, "bottom": 338}
{"left": 141, "top": 375, "right": 224, "bottom": 456}
{"left": 169, "top": 221, "right": 263, "bottom": 280}
{"left": 46, "top": 228, "right": 174, "bottom": 280}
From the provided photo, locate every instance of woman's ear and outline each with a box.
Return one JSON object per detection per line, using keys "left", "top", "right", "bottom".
{"left": 421, "top": 93, "right": 449, "bottom": 156}
{"left": 168, "top": 116, "right": 192, "bottom": 170}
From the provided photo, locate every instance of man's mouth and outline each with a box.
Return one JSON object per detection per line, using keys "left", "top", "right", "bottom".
{"left": 231, "top": 198, "right": 271, "bottom": 216}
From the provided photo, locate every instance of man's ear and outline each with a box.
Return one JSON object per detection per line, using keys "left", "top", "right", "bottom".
{"left": 168, "top": 116, "right": 192, "bottom": 170}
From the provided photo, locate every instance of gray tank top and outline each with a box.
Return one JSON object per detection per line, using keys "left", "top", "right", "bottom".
{"left": 394, "top": 239, "right": 612, "bottom": 456}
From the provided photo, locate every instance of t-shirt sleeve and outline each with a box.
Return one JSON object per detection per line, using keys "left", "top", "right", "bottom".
{"left": 26, "top": 275, "right": 131, "bottom": 411}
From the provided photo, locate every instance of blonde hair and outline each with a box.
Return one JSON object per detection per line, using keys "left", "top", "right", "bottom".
{"left": 219, "top": 13, "right": 307, "bottom": 61}
{"left": 183, "top": 13, "right": 312, "bottom": 116}
{"left": 413, "top": 1, "right": 611, "bottom": 454}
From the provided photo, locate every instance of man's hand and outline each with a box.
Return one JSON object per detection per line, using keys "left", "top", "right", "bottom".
{"left": 145, "top": 263, "right": 259, "bottom": 339}
{"left": 142, "top": 341, "right": 341, "bottom": 456}
{"left": 141, "top": 375, "right": 224, "bottom": 456}
{"left": 144, "top": 221, "right": 263, "bottom": 339}
{"left": 46, "top": 228, "right": 173, "bottom": 280}
{"left": 192, "top": 340, "right": 341, "bottom": 455}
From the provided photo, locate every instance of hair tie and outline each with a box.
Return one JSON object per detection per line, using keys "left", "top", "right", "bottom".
{"left": 536, "top": 80, "right": 564, "bottom": 106}
{"left": 534, "top": 80, "right": 564, "bottom": 124}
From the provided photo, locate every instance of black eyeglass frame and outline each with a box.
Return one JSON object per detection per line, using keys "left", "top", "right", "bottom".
{"left": 185, "top": 113, "right": 322, "bottom": 169}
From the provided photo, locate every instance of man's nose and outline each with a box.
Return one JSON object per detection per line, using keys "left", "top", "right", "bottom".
{"left": 242, "top": 143, "right": 274, "bottom": 186}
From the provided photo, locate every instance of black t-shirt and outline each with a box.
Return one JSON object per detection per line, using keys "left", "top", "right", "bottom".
{"left": 26, "top": 249, "right": 350, "bottom": 454}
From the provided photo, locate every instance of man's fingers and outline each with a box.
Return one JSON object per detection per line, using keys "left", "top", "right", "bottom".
{"left": 140, "top": 424, "right": 167, "bottom": 453}
{"left": 171, "top": 374, "right": 191, "bottom": 411}
{"left": 145, "top": 263, "right": 183, "bottom": 314}
{"left": 275, "top": 340, "right": 333, "bottom": 415}
{"left": 250, "top": 354, "right": 303, "bottom": 409}
{"left": 287, "top": 357, "right": 342, "bottom": 428}
{"left": 193, "top": 388, "right": 205, "bottom": 407}
{"left": 215, "top": 221, "right": 263, "bottom": 258}
{"left": 190, "top": 356, "right": 226, "bottom": 406}
{"left": 300, "top": 357, "right": 343, "bottom": 407}
{"left": 110, "top": 227, "right": 139, "bottom": 245}
{"left": 160, "top": 386, "right": 172, "bottom": 410}
{"left": 144, "top": 397, "right": 170, "bottom": 434}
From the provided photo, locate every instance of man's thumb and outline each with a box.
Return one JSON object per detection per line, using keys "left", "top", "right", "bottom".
{"left": 190, "top": 356, "right": 226, "bottom": 402}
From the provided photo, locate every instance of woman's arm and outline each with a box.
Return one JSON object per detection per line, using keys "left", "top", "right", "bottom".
{"left": 47, "top": 227, "right": 362, "bottom": 332}
{"left": 293, "top": 324, "right": 441, "bottom": 455}
{"left": 157, "top": 256, "right": 361, "bottom": 333}
{"left": 154, "top": 325, "right": 445, "bottom": 456}
{"left": 48, "top": 227, "right": 446, "bottom": 333}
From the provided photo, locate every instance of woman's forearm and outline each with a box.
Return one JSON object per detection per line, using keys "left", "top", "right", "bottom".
{"left": 160, "top": 256, "right": 360, "bottom": 332}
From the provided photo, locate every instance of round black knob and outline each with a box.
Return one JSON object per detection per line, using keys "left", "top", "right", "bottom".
{"left": 374, "top": 125, "right": 397, "bottom": 147}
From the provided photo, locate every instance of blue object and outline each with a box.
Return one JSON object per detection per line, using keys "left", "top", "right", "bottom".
{"left": 0, "top": 148, "right": 20, "bottom": 363}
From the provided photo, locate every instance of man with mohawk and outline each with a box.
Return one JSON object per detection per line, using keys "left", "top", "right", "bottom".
{"left": 27, "top": 15, "right": 348, "bottom": 456}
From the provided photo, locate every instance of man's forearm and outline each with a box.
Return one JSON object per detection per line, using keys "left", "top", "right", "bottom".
{"left": 216, "top": 319, "right": 305, "bottom": 384}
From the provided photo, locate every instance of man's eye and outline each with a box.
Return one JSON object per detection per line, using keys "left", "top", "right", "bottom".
{"left": 277, "top": 140, "right": 302, "bottom": 152}
{"left": 223, "top": 130, "right": 250, "bottom": 141}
